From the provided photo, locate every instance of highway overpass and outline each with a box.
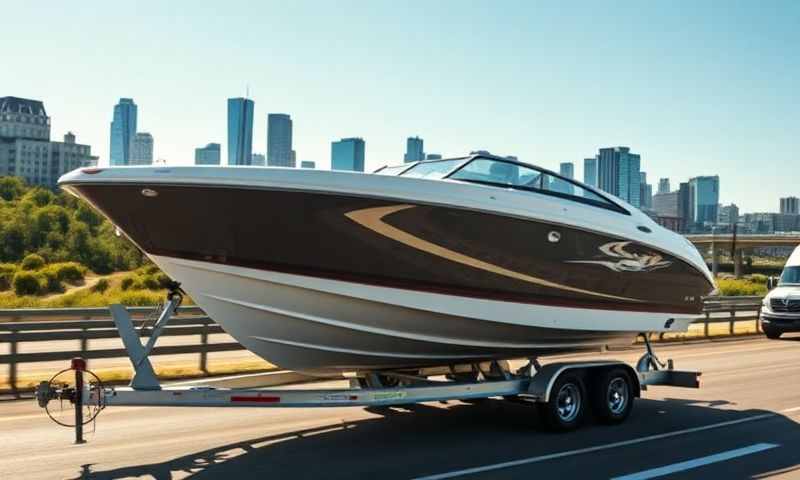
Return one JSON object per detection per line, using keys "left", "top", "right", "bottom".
{"left": 685, "top": 234, "right": 800, "bottom": 276}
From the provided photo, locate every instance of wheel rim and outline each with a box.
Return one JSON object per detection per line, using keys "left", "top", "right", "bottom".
{"left": 607, "top": 377, "right": 628, "bottom": 415}
{"left": 556, "top": 383, "right": 581, "bottom": 422}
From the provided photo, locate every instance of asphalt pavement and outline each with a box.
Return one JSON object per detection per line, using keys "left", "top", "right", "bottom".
{"left": 2, "top": 335, "right": 799, "bottom": 479}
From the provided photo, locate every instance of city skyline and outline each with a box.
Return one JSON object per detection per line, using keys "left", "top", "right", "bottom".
{"left": 4, "top": 2, "right": 799, "bottom": 211}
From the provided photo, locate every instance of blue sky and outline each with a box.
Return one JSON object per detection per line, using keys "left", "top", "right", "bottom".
{"left": 4, "top": 1, "right": 798, "bottom": 211}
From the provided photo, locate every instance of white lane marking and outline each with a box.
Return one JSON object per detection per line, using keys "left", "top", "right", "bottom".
{"left": 411, "top": 413, "right": 775, "bottom": 480}
{"left": 611, "top": 443, "right": 779, "bottom": 480}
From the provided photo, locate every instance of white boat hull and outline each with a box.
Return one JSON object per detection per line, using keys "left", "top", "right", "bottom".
{"left": 153, "top": 255, "right": 695, "bottom": 374}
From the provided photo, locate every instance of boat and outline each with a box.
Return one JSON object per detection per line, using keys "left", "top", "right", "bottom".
{"left": 58, "top": 153, "right": 716, "bottom": 375}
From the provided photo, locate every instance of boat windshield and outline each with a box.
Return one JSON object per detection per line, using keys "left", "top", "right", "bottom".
{"left": 374, "top": 164, "right": 412, "bottom": 175}
{"left": 448, "top": 158, "right": 623, "bottom": 212}
{"left": 779, "top": 266, "right": 800, "bottom": 285}
{"left": 400, "top": 159, "right": 467, "bottom": 179}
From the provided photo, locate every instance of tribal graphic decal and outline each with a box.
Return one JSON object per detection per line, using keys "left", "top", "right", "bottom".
{"left": 567, "top": 241, "right": 672, "bottom": 273}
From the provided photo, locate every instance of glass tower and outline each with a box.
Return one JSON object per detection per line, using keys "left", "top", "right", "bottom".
{"left": 404, "top": 136, "right": 425, "bottom": 163}
{"left": 227, "top": 98, "right": 254, "bottom": 165}
{"left": 596, "top": 147, "right": 641, "bottom": 207}
{"left": 267, "top": 113, "right": 294, "bottom": 167}
{"left": 195, "top": 143, "right": 221, "bottom": 165}
{"left": 331, "top": 138, "right": 365, "bottom": 172}
{"left": 583, "top": 157, "right": 597, "bottom": 187}
{"left": 689, "top": 176, "right": 720, "bottom": 225}
{"left": 109, "top": 98, "right": 137, "bottom": 166}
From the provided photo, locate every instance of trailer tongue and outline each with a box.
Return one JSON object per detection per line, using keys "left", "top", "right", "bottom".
{"left": 35, "top": 288, "right": 700, "bottom": 442}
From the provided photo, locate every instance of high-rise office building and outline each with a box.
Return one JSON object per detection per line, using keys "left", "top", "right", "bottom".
{"left": 109, "top": 98, "right": 137, "bottom": 166}
{"left": 554, "top": 162, "right": 575, "bottom": 195}
{"left": 267, "top": 113, "right": 294, "bottom": 167}
{"left": 404, "top": 136, "right": 425, "bottom": 163}
{"left": 251, "top": 153, "right": 265, "bottom": 166}
{"left": 426, "top": 153, "right": 442, "bottom": 160}
{"left": 780, "top": 197, "right": 800, "bottom": 214}
{"left": 639, "top": 172, "right": 653, "bottom": 209}
{"left": 227, "top": 97, "right": 254, "bottom": 165}
{"left": 194, "top": 143, "right": 221, "bottom": 165}
{"left": 583, "top": 157, "right": 597, "bottom": 187}
{"left": 0, "top": 97, "right": 96, "bottom": 187}
{"left": 300, "top": 160, "right": 316, "bottom": 169}
{"left": 678, "top": 182, "right": 691, "bottom": 225}
{"left": 688, "top": 176, "right": 720, "bottom": 225}
{"left": 718, "top": 204, "right": 740, "bottom": 225}
{"left": 130, "top": 132, "right": 153, "bottom": 165}
{"left": 331, "top": 137, "right": 365, "bottom": 172}
{"left": 596, "top": 147, "right": 641, "bottom": 207}
{"left": 658, "top": 178, "right": 670, "bottom": 194}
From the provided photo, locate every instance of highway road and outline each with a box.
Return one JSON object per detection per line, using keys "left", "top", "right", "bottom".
{"left": 2, "top": 336, "right": 799, "bottom": 479}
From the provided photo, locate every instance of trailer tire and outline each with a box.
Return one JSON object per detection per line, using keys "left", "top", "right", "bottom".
{"left": 537, "top": 372, "right": 586, "bottom": 431}
{"left": 763, "top": 327, "right": 782, "bottom": 340}
{"left": 591, "top": 368, "right": 634, "bottom": 424}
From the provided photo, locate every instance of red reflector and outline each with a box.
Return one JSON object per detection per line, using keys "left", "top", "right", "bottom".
{"left": 230, "top": 395, "right": 281, "bottom": 403}
{"left": 82, "top": 168, "right": 104, "bottom": 174}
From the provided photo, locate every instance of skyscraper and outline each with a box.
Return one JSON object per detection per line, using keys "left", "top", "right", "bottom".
{"left": 331, "top": 137, "right": 365, "bottom": 172}
{"left": 556, "top": 162, "right": 575, "bottom": 195}
{"left": 227, "top": 97, "right": 254, "bottom": 165}
{"left": 404, "top": 136, "right": 425, "bottom": 163}
{"left": 195, "top": 143, "right": 221, "bottom": 165}
{"left": 780, "top": 197, "right": 799, "bottom": 214}
{"left": 583, "top": 157, "right": 597, "bottom": 187}
{"left": 109, "top": 98, "right": 137, "bottom": 166}
{"left": 251, "top": 153, "right": 265, "bottom": 166}
{"left": 595, "top": 147, "right": 641, "bottom": 207}
{"left": 658, "top": 178, "right": 670, "bottom": 194}
{"left": 688, "top": 176, "right": 720, "bottom": 225}
{"left": 426, "top": 153, "right": 442, "bottom": 160}
{"left": 300, "top": 160, "right": 316, "bottom": 169}
{"left": 130, "top": 132, "right": 153, "bottom": 165}
{"left": 267, "top": 113, "right": 294, "bottom": 167}
{"left": 639, "top": 172, "right": 653, "bottom": 209}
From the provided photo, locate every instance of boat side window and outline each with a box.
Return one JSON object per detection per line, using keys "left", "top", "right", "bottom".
{"left": 400, "top": 159, "right": 465, "bottom": 179}
{"left": 449, "top": 158, "right": 619, "bottom": 210}
{"left": 779, "top": 266, "right": 800, "bottom": 285}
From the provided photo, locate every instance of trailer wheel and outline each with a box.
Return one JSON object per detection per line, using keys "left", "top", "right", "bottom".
{"left": 591, "top": 368, "right": 633, "bottom": 424}
{"left": 537, "top": 373, "right": 585, "bottom": 431}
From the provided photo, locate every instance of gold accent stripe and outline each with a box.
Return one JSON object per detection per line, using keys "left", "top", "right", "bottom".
{"left": 345, "top": 204, "right": 640, "bottom": 303}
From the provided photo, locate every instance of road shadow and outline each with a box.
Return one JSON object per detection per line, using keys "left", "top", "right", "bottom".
{"left": 69, "top": 399, "right": 799, "bottom": 480}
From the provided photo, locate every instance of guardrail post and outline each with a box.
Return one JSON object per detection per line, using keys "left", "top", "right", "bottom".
{"left": 729, "top": 310, "right": 735, "bottom": 335}
{"left": 199, "top": 320, "right": 209, "bottom": 374}
{"left": 704, "top": 312, "right": 710, "bottom": 337}
{"left": 80, "top": 327, "right": 89, "bottom": 369}
{"left": 9, "top": 326, "right": 18, "bottom": 398}
{"left": 756, "top": 305, "right": 762, "bottom": 333}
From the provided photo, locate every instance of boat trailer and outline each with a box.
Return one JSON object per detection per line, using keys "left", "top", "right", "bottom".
{"left": 35, "top": 292, "right": 701, "bottom": 443}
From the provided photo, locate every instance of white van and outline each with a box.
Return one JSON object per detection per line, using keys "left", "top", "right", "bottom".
{"left": 761, "top": 245, "right": 800, "bottom": 339}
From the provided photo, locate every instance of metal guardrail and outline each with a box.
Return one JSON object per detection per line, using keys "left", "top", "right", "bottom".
{"left": 0, "top": 297, "right": 766, "bottom": 396}
{"left": 0, "top": 305, "right": 246, "bottom": 396}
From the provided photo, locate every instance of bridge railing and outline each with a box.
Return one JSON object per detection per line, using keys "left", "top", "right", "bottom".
{"left": 0, "top": 297, "right": 767, "bottom": 396}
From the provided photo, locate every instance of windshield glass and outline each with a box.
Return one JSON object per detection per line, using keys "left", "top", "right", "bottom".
{"left": 374, "top": 165, "right": 411, "bottom": 175}
{"left": 779, "top": 266, "right": 800, "bottom": 285}
{"left": 449, "top": 158, "right": 619, "bottom": 210}
{"left": 400, "top": 159, "right": 465, "bottom": 179}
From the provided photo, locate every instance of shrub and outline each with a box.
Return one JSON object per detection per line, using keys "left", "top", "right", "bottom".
{"left": 92, "top": 278, "right": 110, "bottom": 293}
{"left": 118, "top": 290, "right": 164, "bottom": 306}
{"left": 13, "top": 271, "right": 41, "bottom": 295}
{"left": 0, "top": 263, "right": 16, "bottom": 291}
{"left": 748, "top": 274, "right": 768, "bottom": 285}
{"left": 38, "top": 270, "right": 64, "bottom": 294}
{"left": 143, "top": 264, "right": 160, "bottom": 275}
{"left": 51, "top": 262, "right": 87, "bottom": 284}
{"left": 155, "top": 272, "right": 172, "bottom": 289}
{"left": 21, "top": 254, "right": 46, "bottom": 271}
{"left": 716, "top": 278, "right": 767, "bottom": 296}
{"left": 120, "top": 275, "right": 136, "bottom": 291}
{"left": 139, "top": 274, "right": 161, "bottom": 290}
